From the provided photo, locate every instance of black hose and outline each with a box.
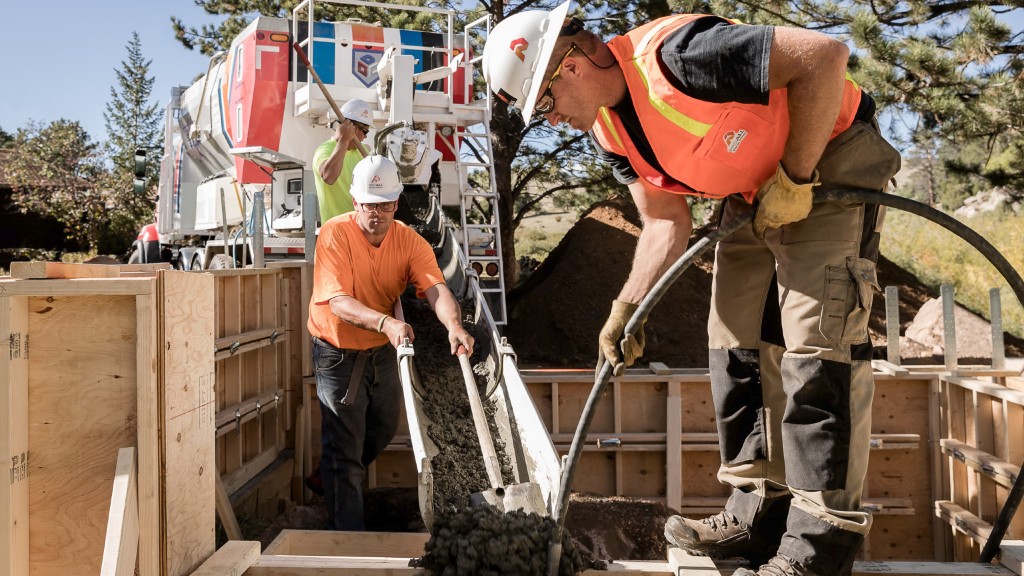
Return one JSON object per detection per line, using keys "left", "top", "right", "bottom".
{"left": 545, "top": 188, "right": 1024, "bottom": 573}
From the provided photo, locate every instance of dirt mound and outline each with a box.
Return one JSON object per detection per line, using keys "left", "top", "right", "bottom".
{"left": 507, "top": 198, "right": 1023, "bottom": 367}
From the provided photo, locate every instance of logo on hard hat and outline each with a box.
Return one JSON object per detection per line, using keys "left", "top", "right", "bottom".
{"left": 510, "top": 38, "right": 528, "bottom": 62}
{"left": 370, "top": 174, "right": 382, "bottom": 189}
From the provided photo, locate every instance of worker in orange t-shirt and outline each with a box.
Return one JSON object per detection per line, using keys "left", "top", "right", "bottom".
{"left": 308, "top": 154, "right": 474, "bottom": 531}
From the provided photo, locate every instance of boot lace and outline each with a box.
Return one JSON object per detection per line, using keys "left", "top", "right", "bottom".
{"left": 702, "top": 510, "right": 742, "bottom": 532}
{"left": 758, "top": 555, "right": 808, "bottom": 576}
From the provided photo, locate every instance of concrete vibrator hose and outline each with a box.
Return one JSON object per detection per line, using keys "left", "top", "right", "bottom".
{"left": 547, "top": 188, "right": 1024, "bottom": 575}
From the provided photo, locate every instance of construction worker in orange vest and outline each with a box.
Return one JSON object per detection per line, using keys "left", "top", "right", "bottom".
{"left": 483, "top": 3, "right": 901, "bottom": 575}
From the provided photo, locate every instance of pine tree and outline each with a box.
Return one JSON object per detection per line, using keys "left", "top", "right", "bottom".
{"left": 101, "top": 32, "right": 164, "bottom": 254}
{"left": 104, "top": 31, "right": 162, "bottom": 183}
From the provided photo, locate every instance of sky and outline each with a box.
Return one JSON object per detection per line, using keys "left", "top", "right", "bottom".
{"left": 0, "top": 1, "right": 220, "bottom": 141}
{"left": 1, "top": 2, "right": 1021, "bottom": 147}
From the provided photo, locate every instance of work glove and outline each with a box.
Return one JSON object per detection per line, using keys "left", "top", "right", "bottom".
{"left": 597, "top": 300, "right": 646, "bottom": 377}
{"left": 752, "top": 164, "right": 819, "bottom": 240}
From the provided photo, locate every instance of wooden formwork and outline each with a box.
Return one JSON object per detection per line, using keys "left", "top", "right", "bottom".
{"left": 367, "top": 361, "right": 1024, "bottom": 564}
{"left": 934, "top": 370, "right": 1024, "bottom": 561}
{"left": 211, "top": 267, "right": 291, "bottom": 522}
{"left": 0, "top": 268, "right": 215, "bottom": 576}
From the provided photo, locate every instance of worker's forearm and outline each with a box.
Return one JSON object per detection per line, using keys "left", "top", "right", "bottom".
{"left": 618, "top": 218, "right": 691, "bottom": 304}
{"left": 319, "top": 144, "right": 348, "bottom": 185}
{"left": 432, "top": 291, "right": 464, "bottom": 332}
{"left": 329, "top": 296, "right": 390, "bottom": 333}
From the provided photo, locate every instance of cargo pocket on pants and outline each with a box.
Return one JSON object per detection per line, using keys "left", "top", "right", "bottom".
{"left": 819, "top": 257, "right": 878, "bottom": 344}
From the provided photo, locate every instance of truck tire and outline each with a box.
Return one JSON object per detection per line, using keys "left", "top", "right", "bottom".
{"left": 208, "top": 254, "right": 234, "bottom": 269}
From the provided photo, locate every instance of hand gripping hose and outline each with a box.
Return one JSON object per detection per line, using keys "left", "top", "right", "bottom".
{"left": 546, "top": 188, "right": 1024, "bottom": 575}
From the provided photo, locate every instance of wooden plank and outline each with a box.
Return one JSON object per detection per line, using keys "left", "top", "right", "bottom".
{"left": 159, "top": 271, "right": 216, "bottom": 576}
{"left": 9, "top": 261, "right": 119, "bottom": 279}
{"left": 28, "top": 294, "right": 139, "bottom": 575}
{"left": 0, "top": 296, "right": 28, "bottom": 576}
{"left": 937, "top": 500, "right": 993, "bottom": 543}
{"left": 216, "top": 473, "right": 243, "bottom": 541}
{"left": 667, "top": 382, "right": 682, "bottom": 512}
{"left": 852, "top": 562, "right": 1013, "bottom": 574}
{"left": 975, "top": 412, "right": 997, "bottom": 556}
{"left": 136, "top": 292, "right": 161, "bottom": 576}
{"left": 100, "top": 448, "right": 139, "bottom": 576}
{"left": 263, "top": 530, "right": 428, "bottom": 557}
{"left": 872, "top": 359, "right": 911, "bottom": 377}
{"left": 247, "top": 556, "right": 673, "bottom": 575}
{"left": 940, "top": 439, "right": 1020, "bottom": 489}
{"left": 118, "top": 263, "right": 172, "bottom": 274}
{"left": 0, "top": 277, "right": 154, "bottom": 296}
{"left": 224, "top": 446, "right": 281, "bottom": 496}
{"left": 1000, "top": 540, "right": 1024, "bottom": 575}
{"left": 935, "top": 379, "right": 954, "bottom": 561}
{"left": 190, "top": 541, "right": 260, "bottom": 576}
{"left": 667, "top": 547, "right": 721, "bottom": 575}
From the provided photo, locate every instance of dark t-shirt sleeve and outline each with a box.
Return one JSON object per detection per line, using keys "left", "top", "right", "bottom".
{"left": 593, "top": 17, "right": 774, "bottom": 185}
{"left": 659, "top": 17, "right": 773, "bottom": 104}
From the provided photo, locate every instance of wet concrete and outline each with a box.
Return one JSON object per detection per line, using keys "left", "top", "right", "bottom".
{"left": 411, "top": 506, "right": 604, "bottom": 575}
{"left": 403, "top": 296, "right": 603, "bottom": 574}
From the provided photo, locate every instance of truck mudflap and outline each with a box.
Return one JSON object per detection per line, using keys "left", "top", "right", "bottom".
{"left": 396, "top": 202, "right": 561, "bottom": 529}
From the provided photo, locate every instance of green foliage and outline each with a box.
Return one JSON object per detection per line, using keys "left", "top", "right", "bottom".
{"left": 516, "top": 227, "right": 563, "bottom": 263}
{"left": 5, "top": 120, "right": 109, "bottom": 248}
{"left": 104, "top": 32, "right": 162, "bottom": 180}
{"left": 0, "top": 127, "right": 13, "bottom": 148}
{"left": 881, "top": 209, "right": 1024, "bottom": 339}
{"left": 102, "top": 31, "right": 161, "bottom": 254}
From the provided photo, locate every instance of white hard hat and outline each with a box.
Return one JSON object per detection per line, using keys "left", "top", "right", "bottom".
{"left": 340, "top": 99, "right": 372, "bottom": 126}
{"left": 482, "top": 0, "right": 572, "bottom": 124}
{"left": 351, "top": 155, "right": 403, "bottom": 204}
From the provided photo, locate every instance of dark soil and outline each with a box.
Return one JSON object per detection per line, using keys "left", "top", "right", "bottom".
{"left": 506, "top": 197, "right": 1024, "bottom": 368}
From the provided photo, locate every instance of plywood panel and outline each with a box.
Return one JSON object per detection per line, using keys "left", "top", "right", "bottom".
{"left": 864, "top": 514, "right": 947, "bottom": 561}
{"left": 526, "top": 382, "right": 553, "bottom": 432}
{"left": 160, "top": 271, "right": 216, "bottom": 576}
{"left": 620, "top": 452, "right": 666, "bottom": 498}
{"left": 874, "top": 380, "right": 931, "bottom": 438}
{"left": 28, "top": 294, "right": 138, "bottom": 575}
{"left": 565, "top": 451, "right": 615, "bottom": 495}
{"left": 680, "top": 451, "right": 728, "bottom": 500}
{"left": 0, "top": 296, "right": 29, "bottom": 576}
{"left": 373, "top": 452, "right": 417, "bottom": 488}
{"left": 680, "top": 382, "right": 716, "bottom": 433}
{"left": 620, "top": 382, "right": 667, "bottom": 434}
{"left": 557, "top": 382, "right": 614, "bottom": 435}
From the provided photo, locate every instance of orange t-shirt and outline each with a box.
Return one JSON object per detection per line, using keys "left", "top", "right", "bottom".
{"left": 308, "top": 212, "right": 445, "bottom": 350}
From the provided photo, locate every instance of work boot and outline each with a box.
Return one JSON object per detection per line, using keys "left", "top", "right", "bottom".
{"left": 664, "top": 511, "right": 770, "bottom": 565}
{"left": 732, "top": 554, "right": 819, "bottom": 576}
{"left": 665, "top": 497, "right": 790, "bottom": 566}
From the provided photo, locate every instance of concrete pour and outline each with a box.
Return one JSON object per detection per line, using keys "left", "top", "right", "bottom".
{"left": 402, "top": 296, "right": 603, "bottom": 575}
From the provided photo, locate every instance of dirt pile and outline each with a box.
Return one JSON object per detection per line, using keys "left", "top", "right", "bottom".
{"left": 506, "top": 197, "right": 1024, "bottom": 367}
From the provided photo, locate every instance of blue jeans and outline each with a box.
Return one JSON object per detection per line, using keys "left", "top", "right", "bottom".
{"left": 313, "top": 337, "right": 400, "bottom": 530}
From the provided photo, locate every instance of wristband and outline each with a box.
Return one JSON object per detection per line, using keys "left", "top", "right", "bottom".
{"left": 376, "top": 314, "right": 390, "bottom": 333}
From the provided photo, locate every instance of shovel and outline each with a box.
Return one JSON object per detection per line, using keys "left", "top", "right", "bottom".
{"left": 457, "top": 347, "right": 547, "bottom": 515}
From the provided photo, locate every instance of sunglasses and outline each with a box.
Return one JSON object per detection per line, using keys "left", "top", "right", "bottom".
{"left": 357, "top": 201, "right": 398, "bottom": 213}
{"left": 533, "top": 44, "right": 579, "bottom": 117}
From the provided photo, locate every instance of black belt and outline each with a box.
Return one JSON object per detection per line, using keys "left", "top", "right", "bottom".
{"left": 313, "top": 337, "right": 389, "bottom": 406}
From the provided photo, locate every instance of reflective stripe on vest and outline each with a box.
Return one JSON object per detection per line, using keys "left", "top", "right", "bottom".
{"left": 593, "top": 14, "right": 862, "bottom": 200}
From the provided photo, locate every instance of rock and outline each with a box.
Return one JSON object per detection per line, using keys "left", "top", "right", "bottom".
{"left": 904, "top": 297, "right": 994, "bottom": 360}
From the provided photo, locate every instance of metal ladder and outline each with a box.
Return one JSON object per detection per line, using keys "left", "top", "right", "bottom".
{"left": 452, "top": 115, "right": 507, "bottom": 325}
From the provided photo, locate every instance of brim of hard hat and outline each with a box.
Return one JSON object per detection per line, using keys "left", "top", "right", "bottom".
{"left": 520, "top": 0, "right": 573, "bottom": 125}
{"left": 352, "top": 186, "right": 402, "bottom": 205}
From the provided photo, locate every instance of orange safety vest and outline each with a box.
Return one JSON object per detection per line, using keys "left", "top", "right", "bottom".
{"left": 592, "top": 14, "right": 862, "bottom": 201}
